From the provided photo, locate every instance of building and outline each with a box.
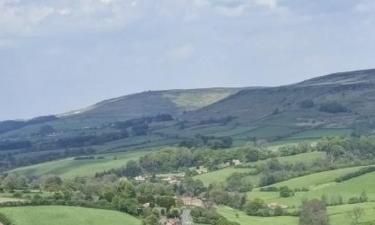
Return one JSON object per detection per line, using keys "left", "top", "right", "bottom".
{"left": 196, "top": 166, "right": 208, "bottom": 174}
{"left": 135, "top": 176, "right": 146, "bottom": 182}
{"left": 232, "top": 159, "right": 242, "bottom": 166}
{"left": 181, "top": 197, "right": 204, "bottom": 207}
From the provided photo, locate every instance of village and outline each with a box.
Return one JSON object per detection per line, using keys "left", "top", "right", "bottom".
{"left": 134, "top": 160, "right": 243, "bottom": 225}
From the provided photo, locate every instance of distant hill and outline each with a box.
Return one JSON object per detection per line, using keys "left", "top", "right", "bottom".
{"left": 66, "top": 88, "right": 241, "bottom": 123}
{"left": 1, "top": 69, "right": 375, "bottom": 171}
{"left": 185, "top": 69, "right": 375, "bottom": 138}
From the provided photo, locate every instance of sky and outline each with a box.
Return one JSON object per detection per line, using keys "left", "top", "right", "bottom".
{"left": 1, "top": 0, "right": 375, "bottom": 120}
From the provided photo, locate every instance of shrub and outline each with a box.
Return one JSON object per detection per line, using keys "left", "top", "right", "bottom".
{"left": 299, "top": 100, "right": 315, "bottom": 109}
{"left": 319, "top": 102, "right": 348, "bottom": 113}
{"left": 279, "top": 186, "right": 295, "bottom": 198}
{"left": 299, "top": 199, "right": 329, "bottom": 225}
{"left": 335, "top": 167, "right": 375, "bottom": 182}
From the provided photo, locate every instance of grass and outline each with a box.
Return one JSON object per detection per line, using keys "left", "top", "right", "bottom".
{"left": 266, "top": 165, "right": 367, "bottom": 189}
{"left": 285, "top": 128, "right": 352, "bottom": 140}
{"left": 0, "top": 206, "right": 141, "bottom": 225}
{"left": 195, "top": 151, "right": 325, "bottom": 187}
{"left": 248, "top": 166, "right": 375, "bottom": 208}
{"left": 266, "top": 151, "right": 325, "bottom": 165}
{"left": 163, "top": 88, "right": 237, "bottom": 111}
{"left": 194, "top": 167, "right": 252, "bottom": 186}
{"left": 11, "top": 151, "right": 147, "bottom": 179}
{"left": 218, "top": 203, "right": 375, "bottom": 225}
{"left": 328, "top": 202, "right": 375, "bottom": 225}
{"left": 217, "top": 206, "right": 298, "bottom": 225}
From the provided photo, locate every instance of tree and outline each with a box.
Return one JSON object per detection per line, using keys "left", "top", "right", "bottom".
{"left": 299, "top": 199, "right": 329, "bottom": 225}
{"left": 359, "top": 191, "right": 368, "bottom": 203}
{"left": 41, "top": 175, "right": 63, "bottom": 192}
{"left": 326, "top": 145, "right": 345, "bottom": 164}
{"left": 279, "top": 186, "right": 294, "bottom": 198}
{"left": 347, "top": 207, "right": 364, "bottom": 225}
{"left": 123, "top": 160, "right": 142, "bottom": 178}
{"left": 180, "top": 178, "right": 206, "bottom": 196}
{"left": 168, "top": 208, "right": 180, "bottom": 218}
{"left": 226, "top": 173, "right": 252, "bottom": 192}
{"left": 131, "top": 124, "right": 149, "bottom": 136}
{"left": 299, "top": 100, "right": 314, "bottom": 109}
{"left": 142, "top": 214, "right": 160, "bottom": 225}
{"left": 38, "top": 125, "right": 56, "bottom": 136}
{"left": 319, "top": 102, "right": 348, "bottom": 113}
{"left": 246, "top": 149, "right": 259, "bottom": 162}
{"left": 2, "top": 174, "right": 27, "bottom": 192}
{"left": 156, "top": 196, "right": 175, "bottom": 211}
{"left": 117, "top": 180, "right": 136, "bottom": 198}
{"left": 244, "top": 198, "right": 266, "bottom": 216}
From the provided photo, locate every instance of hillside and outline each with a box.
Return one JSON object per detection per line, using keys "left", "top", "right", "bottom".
{"left": 184, "top": 69, "right": 375, "bottom": 138}
{"left": 1, "top": 69, "right": 375, "bottom": 171}
{"left": 65, "top": 88, "right": 240, "bottom": 123}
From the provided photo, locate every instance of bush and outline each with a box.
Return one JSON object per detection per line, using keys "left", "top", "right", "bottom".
{"left": 335, "top": 167, "right": 375, "bottom": 182}
{"left": 299, "top": 199, "right": 329, "bottom": 225}
{"left": 319, "top": 102, "right": 348, "bottom": 113}
{"left": 348, "top": 197, "right": 361, "bottom": 204}
{"left": 279, "top": 186, "right": 295, "bottom": 198}
{"left": 299, "top": 100, "right": 314, "bottom": 109}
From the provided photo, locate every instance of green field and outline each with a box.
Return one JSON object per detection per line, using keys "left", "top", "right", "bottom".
{"left": 218, "top": 206, "right": 298, "bottom": 225}
{"left": 11, "top": 151, "right": 147, "bottom": 178}
{"left": 194, "top": 167, "right": 252, "bottom": 186}
{"left": 265, "top": 165, "right": 367, "bottom": 189}
{"left": 0, "top": 206, "right": 141, "bottom": 225}
{"left": 285, "top": 128, "right": 352, "bottom": 141}
{"left": 218, "top": 203, "right": 375, "bottom": 225}
{"left": 194, "top": 151, "right": 325, "bottom": 187}
{"left": 248, "top": 167, "right": 375, "bottom": 207}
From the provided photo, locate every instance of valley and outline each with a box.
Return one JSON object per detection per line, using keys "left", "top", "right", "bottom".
{"left": 1, "top": 70, "right": 375, "bottom": 225}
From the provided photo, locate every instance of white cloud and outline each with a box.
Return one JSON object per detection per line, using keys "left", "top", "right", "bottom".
{"left": 0, "top": 0, "right": 143, "bottom": 36}
{"left": 0, "top": 3, "right": 56, "bottom": 35}
{"left": 254, "top": 0, "right": 278, "bottom": 9}
{"left": 164, "top": 44, "right": 195, "bottom": 62}
{"left": 0, "top": 0, "right": 284, "bottom": 38}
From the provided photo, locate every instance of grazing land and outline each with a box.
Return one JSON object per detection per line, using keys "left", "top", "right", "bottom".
{"left": 195, "top": 151, "right": 326, "bottom": 187}
{"left": 10, "top": 151, "right": 147, "bottom": 178}
{"left": 217, "top": 206, "right": 298, "bottom": 225}
{"left": 218, "top": 203, "right": 375, "bottom": 225}
{"left": 0, "top": 206, "right": 141, "bottom": 225}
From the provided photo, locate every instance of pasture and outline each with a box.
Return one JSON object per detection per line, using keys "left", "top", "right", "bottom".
{"left": 194, "top": 151, "right": 325, "bottom": 187}
{"left": 10, "top": 151, "right": 146, "bottom": 178}
{"left": 248, "top": 166, "right": 375, "bottom": 208}
{"left": 218, "top": 203, "right": 375, "bottom": 225}
{"left": 0, "top": 206, "right": 141, "bottom": 225}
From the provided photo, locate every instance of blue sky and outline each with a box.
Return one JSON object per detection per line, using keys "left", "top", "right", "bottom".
{"left": 1, "top": 0, "right": 375, "bottom": 120}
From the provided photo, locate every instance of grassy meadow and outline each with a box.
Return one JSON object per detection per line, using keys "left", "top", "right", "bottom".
{"left": 218, "top": 203, "right": 375, "bottom": 225}
{"left": 10, "top": 151, "right": 147, "bottom": 178}
{"left": 248, "top": 166, "right": 375, "bottom": 208}
{"left": 0, "top": 206, "right": 141, "bottom": 225}
{"left": 194, "top": 151, "right": 326, "bottom": 187}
